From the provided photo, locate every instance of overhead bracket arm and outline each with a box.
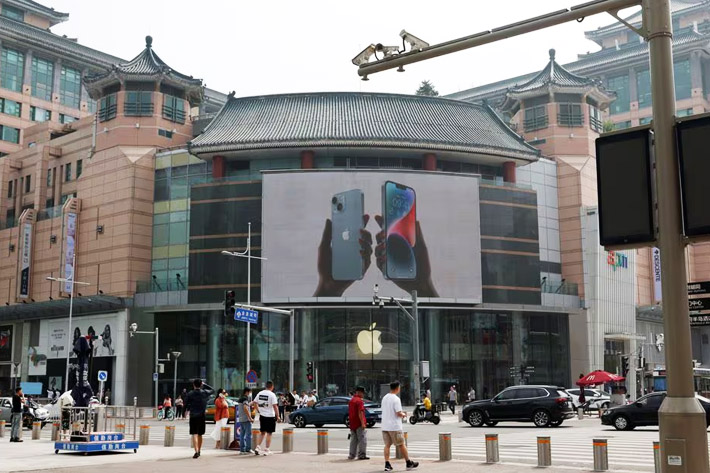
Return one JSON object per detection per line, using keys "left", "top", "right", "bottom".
{"left": 608, "top": 7, "right": 648, "bottom": 39}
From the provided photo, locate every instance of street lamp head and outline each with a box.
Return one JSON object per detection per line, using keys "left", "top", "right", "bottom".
{"left": 129, "top": 323, "right": 138, "bottom": 337}
{"left": 373, "top": 283, "right": 379, "bottom": 295}
{"left": 221, "top": 251, "right": 233, "bottom": 256}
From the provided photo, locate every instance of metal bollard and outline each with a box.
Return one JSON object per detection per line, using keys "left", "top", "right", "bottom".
{"left": 164, "top": 425, "right": 175, "bottom": 447}
{"left": 317, "top": 429, "right": 328, "bottom": 454}
{"left": 537, "top": 436, "right": 552, "bottom": 467}
{"left": 485, "top": 433, "right": 499, "bottom": 463}
{"left": 32, "top": 421, "right": 41, "bottom": 440}
{"left": 221, "top": 426, "right": 231, "bottom": 450}
{"left": 396, "top": 431, "right": 409, "bottom": 459}
{"left": 51, "top": 422, "right": 60, "bottom": 441}
{"left": 252, "top": 428, "right": 260, "bottom": 441}
{"left": 578, "top": 407, "right": 584, "bottom": 420}
{"left": 653, "top": 441, "right": 661, "bottom": 473}
{"left": 593, "top": 438, "right": 608, "bottom": 471}
{"left": 439, "top": 432, "right": 452, "bottom": 461}
{"left": 115, "top": 423, "right": 125, "bottom": 433}
{"left": 283, "top": 427, "right": 294, "bottom": 453}
{"left": 0, "top": 420, "right": 4, "bottom": 437}
{"left": 139, "top": 424, "right": 150, "bottom": 446}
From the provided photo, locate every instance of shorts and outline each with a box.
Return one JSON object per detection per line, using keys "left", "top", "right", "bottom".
{"left": 382, "top": 431, "right": 405, "bottom": 447}
{"left": 189, "top": 414, "right": 206, "bottom": 436}
{"left": 260, "top": 416, "right": 276, "bottom": 434}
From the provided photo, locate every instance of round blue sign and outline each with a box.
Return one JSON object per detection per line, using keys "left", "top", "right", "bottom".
{"left": 246, "top": 370, "right": 258, "bottom": 383}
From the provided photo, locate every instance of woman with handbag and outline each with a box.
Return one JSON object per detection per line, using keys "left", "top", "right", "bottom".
{"left": 210, "top": 389, "right": 229, "bottom": 449}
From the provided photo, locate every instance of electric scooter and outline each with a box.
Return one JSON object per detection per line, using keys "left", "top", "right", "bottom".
{"left": 408, "top": 403, "right": 441, "bottom": 425}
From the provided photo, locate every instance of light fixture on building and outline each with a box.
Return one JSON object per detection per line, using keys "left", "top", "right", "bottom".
{"left": 50, "top": 235, "right": 57, "bottom": 243}
{"left": 96, "top": 225, "right": 104, "bottom": 234}
{"left": 99, "top": 290, "right": 104, "bottom": 295}
{"left": 8, "top": 243, "right": 15, "bottom": 252}
{"left": 135, "top": 123, "right": 140, "bottom": 129}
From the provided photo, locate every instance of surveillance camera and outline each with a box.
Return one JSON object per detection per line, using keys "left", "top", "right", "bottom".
{"left": 400, "top": 30, "right": 429, "bottom": 51}
{"left": 352, "top": 44, "right": 377, "bottom": 66}
{"left": 375, "top": 43, "right": 400, "bottom": 59}
{"left": 374, "top": 284, "right": 379, "bottom": 295}
{"left": 129, "top": 323, "right": 138, "bottom": 332}
{"left": 379, "top": 300, "right": 385, "bottom": 309}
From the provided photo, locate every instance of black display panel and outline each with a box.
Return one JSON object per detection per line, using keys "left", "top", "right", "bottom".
{"left": 595, "top": 128, "right": 655, "bottom": 247}
{"left": 677, "top": 115, "right": 710, "bottom": 237}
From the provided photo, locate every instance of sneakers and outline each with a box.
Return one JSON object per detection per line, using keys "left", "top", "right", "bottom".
{"left": 358, "top": 456, "right": 370, "bottom": 460}
{"left": 406, "top": 460, "right": 419, "bottom": 470}
{"left": 192, "top": 451, "right": 200, "bottom": 459}
{"left": 263, "top": 448, "right": 272, "bottom": 456}
{"left": 254, "top": 445, "right": 261, "bottom": 455}
{"left": 384, "top": 462, "right": 393, "bottom": 471}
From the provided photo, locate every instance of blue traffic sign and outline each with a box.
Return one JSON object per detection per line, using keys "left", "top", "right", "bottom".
{"left": 97, "top": 370, "right": 108, "bottom": 382}
{"left": 246, "top": 370, "right": 258, "bottom": 383}
{"left": 235, "top": 308, "right": 259, "bottom": 324}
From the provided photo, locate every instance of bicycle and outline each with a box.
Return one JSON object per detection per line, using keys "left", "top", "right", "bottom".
{"left": 157, "top": 406, "right": 175, "bottom": 421}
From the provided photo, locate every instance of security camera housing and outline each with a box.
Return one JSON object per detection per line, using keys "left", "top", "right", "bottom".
{"left": 352, "top": 44, "right": 377, "bottom": 66}
{"left": 400, "top": 30, "right": 430, "bottom": 51}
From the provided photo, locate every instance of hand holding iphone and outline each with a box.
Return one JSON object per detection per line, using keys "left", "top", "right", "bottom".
{"left": 382, "top": 181, "right": 417, "bottom": 280}
{"left": 331, "top": 189, "right": 365, "bottom": 281}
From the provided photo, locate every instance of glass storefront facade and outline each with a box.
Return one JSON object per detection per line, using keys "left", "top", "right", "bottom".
{"left": 153, "top": 308, "right": 570, "bottom": 405}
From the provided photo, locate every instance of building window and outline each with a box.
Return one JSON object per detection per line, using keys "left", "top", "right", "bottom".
{"left": 124, "top": 91, "right": 153, "bottom": 116}
{"left": 87, "top": 99, "right": 96, "bottom": 114}
{"left": 47, "top": 168, "right": 52, "bottom": 187}
{"left": 158, "top": 128, "right": 173, "bottom": 138}
{"left": 30, "top": 106, "right": 51, "bottom": 122}
{"left": 607, "top": 74, "right": 630, "bottom": 114}
{"left": 98, "top": 94, "right": 117, "bottom": 122}
{"left": 1, "top": 5, "right": 24, "bottom": 21}
{"left": 1, "top": 47, "right": 24, "bottom": 92}
{"left": 523, "top": 105, "right": 548, "bottom": 132}
{"left": 636, "top": 69, "right": 652, "bottom": 109}
{"left": 60, "top": 192, "right": 76, "bottom": 205}
{"left": 59, "top": 114, "right": 76, "bottom": 124}
{"left": 1, "top": 98, "right": 20, "bottom": 117}
{"left": 59, "top": 66, "right": 81, "bottom": 108}
{"left": 589, "top": 105, "right": 603, "bottom": 132}
{"left": 6, "top": 209, "right": 15, "bottom": 228}
{"left": 640, "top": 117, "right": 652, "bottom": 125}
{"left": 1, "top": 126, "right": 19, "bottom": 143}
{"left": 31, "top": 57, "right": 53, "bottom": 101}
{"left": 76, "top": 159, "right": 83, "bottom": 178}
{"left": 162, "top": 95, "right": 185, "bottom": 123}
{"left": 613, "top": 120, "right": 632, "bottom": 131}
{"left": 65, "top": 163, "right": 72, "bottom": 182}
{"left": 677, "top": 108, "right": 694, "bottom": 118}
{"left": 24, "top": 175, "right": 30, "bottom": 193}
{"left": 45, "top": 198, "right": 54, "bottom": 209}
{"left": 558, "top": 103, "right": 583, "bottom": 127}
{"left": 674, "top": 60, "right": 692, "bottom": 100}
{"left": 7, "top": 180, "right": 12, "bottom": 198}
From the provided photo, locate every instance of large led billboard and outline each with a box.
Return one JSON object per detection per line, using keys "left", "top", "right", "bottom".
{"left": 677, "top": 115, "right": 710, "bottom": 237}
{"left": 262, "top": 170, "right": 482, "bottom": 303}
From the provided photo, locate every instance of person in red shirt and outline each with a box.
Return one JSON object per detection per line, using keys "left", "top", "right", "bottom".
{"left": 347, "top": 386, "right": 369, "bottom": 460}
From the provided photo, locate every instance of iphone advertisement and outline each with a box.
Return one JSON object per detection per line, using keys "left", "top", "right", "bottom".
{"left": 262, "top": 170, "right": 482, "bottom": 302}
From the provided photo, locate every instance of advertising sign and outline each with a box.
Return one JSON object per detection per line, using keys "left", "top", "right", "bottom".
{"left": 688, "top": 281, "right": 710, "bottom": 295}
{"left": 0, "top": 324, "right": 12, "bottom": 362}
{"left": 262, "top": 170, "right": 482, "bottom": 302}
{"left": 688, "top": 299, "right": 710, "bottom": 312}
{"left": 63, "top": 212, "right": 77, "bottom": 293}
{"left": 652, "top": 247, "right": 662, "bottom": 303}
{"left": 28, "top": 346, "right": 47, "bottom": 376}
{"left": 34, "top": 313, "right": 124, "bottom": 362}
{"left": 18, "top": 222, "right": 32, "bottom": 299}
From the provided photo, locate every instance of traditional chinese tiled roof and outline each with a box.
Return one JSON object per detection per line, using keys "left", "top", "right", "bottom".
{"left": 189, "top": 92, "right": 540, "bottom": 162}
{"left": 84, "top": 36, "right": 203, "bottom": 103}
{"left": 4, "top": 0, "right": 68, "bottom": 25}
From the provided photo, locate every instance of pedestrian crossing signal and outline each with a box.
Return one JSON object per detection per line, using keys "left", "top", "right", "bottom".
{"left": 306, "top": 361, "right": 314, "bottom": 382}
{"left": 224, "top": 290, "right": 236, "bottom": 317}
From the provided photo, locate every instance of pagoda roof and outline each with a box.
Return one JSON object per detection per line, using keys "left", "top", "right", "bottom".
{"left": 84, "top": 36, "right": 203, "bottom": 103}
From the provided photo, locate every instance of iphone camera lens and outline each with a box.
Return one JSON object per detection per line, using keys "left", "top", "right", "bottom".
{"left": 337, "top": 203, "right": 343, "bottom": 211}
{"left": 332, "top": 197, "right": 338, "bottom": 205}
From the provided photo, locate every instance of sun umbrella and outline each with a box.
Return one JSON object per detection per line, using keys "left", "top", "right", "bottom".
{"left": 576, "top": 370, "right": 625, "bottom": 386}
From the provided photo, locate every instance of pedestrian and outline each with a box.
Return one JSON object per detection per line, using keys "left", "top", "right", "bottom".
{"left": 381, "top": 381, "right": 418, "bottom": 471}
{"left": 238, "top": 387, "right": 254, "bottom": 455}
{"left": 185, "top": 378, "right": 215, "bottom": 459}
{"left": 254, "top": 380, "right": 280, "bottom": 455}
{"left": 347, "top": 385, "right": 369, "bottom": 460}
{"left": 163, "top": 394, "right": 172, "bottom": 418}
{"left": 278, "top": 393, "right": 286, "bottom": 421}
{"left": 467, "top": 387, "right": 476, "bottom": 402}
{"left": 306, "top": 390, "right": 317, "bottom": 407}
{"left": 105, "top": 388, "right": 111, "bottom": 405}
{"left": 58, "top": 390, "right": 73, "bottom": 435}
{"left": 175, "top": 394, "right": 184, "bottom": 419}
{"left": 210, "top": 388, "right": 229, "bottom": 449}
{"left": 299, "top": 391, "right": 308, "bottom": 409}
{"left": 448, "top": 385, "right": 457, "bottom": 415}
{"left": 10, "top": 387, "right": 23, "bottom": 442}
{"left": 291, "top": 390, "right": 300, "bottom": 410}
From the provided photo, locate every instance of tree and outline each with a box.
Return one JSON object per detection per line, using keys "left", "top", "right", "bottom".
{"left": 415, "top": 80, "right": 439, "bottom": 97}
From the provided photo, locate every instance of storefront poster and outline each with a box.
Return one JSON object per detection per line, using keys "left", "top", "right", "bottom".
{"left": 37, "top": 313, "right": 122, "bottom": 360}
{"left": 18, "top": 222, "right": 32, "bottom": 299}
{"left": 262, "top": 170, "right": 482, "bottom": 302}
{"left": 652, "top": 247, "right": 662, "bottom": 303}
{"left": 0, "top": 325, "right": 12, "bottom": 362}
{"left": 28, "top": 346, "right": 47, "bottom": 376}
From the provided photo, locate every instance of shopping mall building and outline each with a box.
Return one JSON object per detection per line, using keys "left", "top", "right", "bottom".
{"left": 2, "top": 0, "right": 710, "bottom": 405}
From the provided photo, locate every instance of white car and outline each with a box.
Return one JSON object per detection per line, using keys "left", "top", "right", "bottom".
{"left": 566, "top": 388, "right": 611, "bottom": 410}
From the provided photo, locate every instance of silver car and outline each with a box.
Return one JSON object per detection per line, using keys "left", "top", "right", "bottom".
{"left": 566, "top": 388, "right": 611, "bottom": 410}
{"left": 0, "top": 397, "right": 13, "bottom": 424}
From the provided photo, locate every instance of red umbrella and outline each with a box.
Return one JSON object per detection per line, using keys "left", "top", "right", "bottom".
{"left": 576, "top": 370, "right": 625, "bottom": 386}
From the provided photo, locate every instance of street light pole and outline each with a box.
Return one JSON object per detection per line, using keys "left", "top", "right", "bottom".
{"left": 171, "top": 351, "right": 182, "bottom": 400}
{"left": 129, "top": 325, "right": 161, "bottom": 413}
{"left": 46, "top": 253, "right": 90, "bottom": 393}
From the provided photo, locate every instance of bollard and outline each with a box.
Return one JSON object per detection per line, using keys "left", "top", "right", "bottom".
{"left": 221, "top": 426, "right": 231, "bottom": 450}
{"left": 578, "top": 407, "right": 584, "bottom": 420}
{"left": 51, "top": 422, "right": 60, "bottom": 441}
{"left": 537, "top": 436, "right": 552, "bottom": 467}
{"left": 139, "top": 424, "right": 150, "bottom": 446}
{"left": 252, "top": 428, "right": 260, "bottom": 442}
{"left": 485, "top": 433, "right": 499, "bottom": 463}
{"left": 115, "top": 423, "right": 125, "bottom": 434}
{"left": 439, "top": 432, "right": 452, "bottom": 462}
{"left": 396, "top": 431, "right": 409, "bottom": 459}
{"left": 593, "top": 438, "right": 608, "bottom": 471}
{"left": 317, "top": 429, "right": 328, "bottom": 454}
{"left": 0, "top": 419, "right": 5, "bottom": 437}
{"left": 164, "top": 425, "right": 175, "bottom": 447}
{"left": 283, "top": 427, "right": 294, "bottom": 453}
{"left": 653, "top": 441, "right": 661, "bottom": 473}
{"left": 31, "top": 421, "right": 41, "bottom": 440}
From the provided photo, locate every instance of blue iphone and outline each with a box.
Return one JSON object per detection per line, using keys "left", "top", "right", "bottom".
{"left": 331, "top": 189, "right": 365, "bottom": 281}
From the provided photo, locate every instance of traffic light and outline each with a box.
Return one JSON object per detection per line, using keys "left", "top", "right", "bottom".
{"left": 306, "top": 361, "right": 314, "bottom": 382}
{"left": 224, "top": 290, "right": 236, "bottom": 317}
{"left": 622, "top": 356, "right": 630, "bottom": 377}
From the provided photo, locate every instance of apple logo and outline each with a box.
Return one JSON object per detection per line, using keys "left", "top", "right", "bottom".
{"left": 357, "top": 323, "right": 383, "bottom": 355}
{"left": 342, "top": 229, "right": 350, "bottom": 241}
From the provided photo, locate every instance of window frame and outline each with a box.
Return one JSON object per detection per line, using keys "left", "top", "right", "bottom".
{"left": 64, "top": 163, "right": 72, "bottom": 182}
{"left": 558, "top": 103, "right": 584, "bottom": 127}
{"left": 98, "top": 93, "right": 117, "bottom": 122}
{"left": 124, "top": 91, "right": 153, "bottom": 116}
{"left": 1, "top": 98, "right": 21, "bottom": 117}
{"left": 523, "top": 105, "right": 548, "bottom": 132}
{"left": 607, "top": 74, "right": 630, "bottom": 115}
{"left": 0, "top": 125, "right": 20, "bottom": 144}
{"left": 1, "top": 47, "right": 24, "bottom": 92}
{"left": 1, "top": 4, "right": 24, "bottom": 21}
{"left": 31, "top": 56, "right": 53, "bottom": 101}
{"left": 162, "top": 94, "right": 186, "bottom": 123}
{"left": 589, "top": 105, "right": 603, "bottom": 132}
{"left": 59, "top": 65, "right": 82, "bottom": 109}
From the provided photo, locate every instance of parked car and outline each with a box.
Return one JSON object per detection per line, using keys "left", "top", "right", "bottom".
{"left": 463, "top": 385, "right": 574, "bottom": 428}
{"left": 601, "top": 392, "right": 710, "bottom": 430}
{"left": 289, "top": 396, "right": 381, "bottom": 428}
{"left": 566, "top": 388, "right": 611, "bottom": 410}
{"left": 0, "top": 397, "right": 12, "bottom": 424}
{"left": 205, "top": 396, "right": 238, "bottom": 423}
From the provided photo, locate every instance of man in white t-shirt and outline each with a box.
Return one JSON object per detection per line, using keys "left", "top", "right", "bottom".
{"left": 381, "top": 381, "right": 418, "bottom": 471}
{"left": 254, "top": 380, "right": 280, "bottom": 456}
{"left": 306, "top": 391, "right": 317, "bottom": 407}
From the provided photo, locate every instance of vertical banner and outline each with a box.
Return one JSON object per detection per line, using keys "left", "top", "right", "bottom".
{"left": 19, "top": 222, "right": 32, "bottom": 299}
{"left": 652, "top": 247, "right": 662, "bottom": 303}
{"left": 63, "top": 212, "right": 77, "bottom": 294}
{"left": 0, "top": 325, "right": 13, "bottom": 362}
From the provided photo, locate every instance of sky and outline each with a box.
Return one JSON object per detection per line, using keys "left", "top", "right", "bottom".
{"left": 47, "top": 0, "right": 639, "bottom": 98}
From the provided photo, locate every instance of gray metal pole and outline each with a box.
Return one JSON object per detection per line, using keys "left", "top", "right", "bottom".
{"left": 247, "top": 222, "right": 251, "bottom": 377}
{"left": 173, "top": 355, "right": 177, "bottom": 400}
{"left": 289, "top": 310, "right": 295, "bottom": 392}
{"left": 155, "top": 327, "right": 159, "bottom": 413}
{"left": 412, "top": 290, "right": 420, "bottom": 402}
{"left": 64, "top": 252, "right": 76, "bottom": 393}
{"left": 647, "top": 1, "right": 710, "bottom": 471}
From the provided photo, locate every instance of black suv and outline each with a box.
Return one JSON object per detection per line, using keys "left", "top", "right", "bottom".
{"left": 601, "top": 392, "right": 710, "bottom": 430}
{"left": 463, "top": 385, "right": 574, "bottom": 428}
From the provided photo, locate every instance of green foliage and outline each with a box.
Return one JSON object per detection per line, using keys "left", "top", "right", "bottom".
{"left": 415, "top": 80, "right": 439, "bottom": 97}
